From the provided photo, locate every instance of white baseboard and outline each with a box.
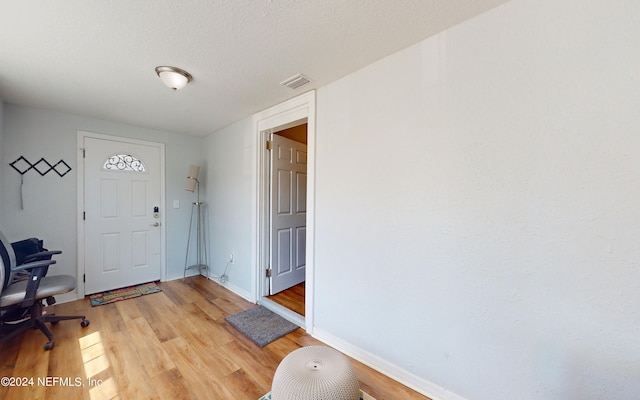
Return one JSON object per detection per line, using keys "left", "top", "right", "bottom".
{"left": 311, "top": 328, "right": 467, "bottom": 400}
{"left": 206, "top": 273, "right": 254, "bottom": 303}
{"left": 165, "top": 269, "right": 200, "bottom": 281}
{"left": 164, "top": 272, "right": 253, "bottom": 303}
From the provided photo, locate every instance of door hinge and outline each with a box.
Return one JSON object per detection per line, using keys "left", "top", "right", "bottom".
{"left": 83, "top": 274, "right": 86, "bottom": 283}
{"left": 266, "top": 140, "right": 273, "bottom": 151}
{"left": 82, "top": 148, "right": 85, "bottom": 158}
{"left": 266, "top": 268, "right": 272, "bottom": 278}
{"left": 83, "top": 211, "right": 86, "bottom": 220}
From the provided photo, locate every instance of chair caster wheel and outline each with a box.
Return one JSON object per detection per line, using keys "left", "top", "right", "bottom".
{"left": 81, "top": 319, "right": 90, "bottom": 328}
{"left": 44, "top": 341, "right": 55, "bottom": 350}
{"left": 51, "top": 321, "right": 59, "bottom": 325}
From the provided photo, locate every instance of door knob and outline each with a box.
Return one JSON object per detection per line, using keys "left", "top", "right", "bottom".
{"left": 150, "top": 222, "right": 160, "bottom": 227}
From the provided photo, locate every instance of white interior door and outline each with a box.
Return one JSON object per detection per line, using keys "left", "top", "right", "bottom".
{"left": 270, "top": 134, "right": 307, "bottom": 294}
{"left": 83, "top": 137, "right": 162, "bottom": 294}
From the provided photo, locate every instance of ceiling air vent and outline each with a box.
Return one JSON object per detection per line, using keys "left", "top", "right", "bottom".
{"left": 280, "top": 73, "right": 310, "bottom": 90}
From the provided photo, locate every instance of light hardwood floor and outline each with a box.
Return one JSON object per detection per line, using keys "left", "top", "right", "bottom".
{"left": 0, "top": 276, "right": 430, "bottom": 400}
{"left": 267, "top": 282, "right": 305, "bottom": 316}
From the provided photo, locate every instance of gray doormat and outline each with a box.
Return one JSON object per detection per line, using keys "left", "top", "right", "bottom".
{"left": 225, "top": 306, "right": 299, "bottom": 347}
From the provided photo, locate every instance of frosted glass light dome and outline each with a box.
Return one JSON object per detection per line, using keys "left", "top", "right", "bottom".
{"left": 272, "top": 346, "right": 360, "bottom": 400}
{"left": 155, "top": 66, "right": 192, "bottom": 90}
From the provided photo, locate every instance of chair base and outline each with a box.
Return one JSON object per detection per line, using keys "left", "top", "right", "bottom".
{"left": 0, "top": 300, "right": 89, "bottom": 350}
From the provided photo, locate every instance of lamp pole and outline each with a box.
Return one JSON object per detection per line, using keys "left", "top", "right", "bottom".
{"left": 183, "top": 173, "right": 209, "bottom": 280}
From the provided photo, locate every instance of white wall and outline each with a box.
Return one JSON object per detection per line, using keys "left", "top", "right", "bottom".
{"left": 313, "top": 0, "right": 639, "bottom": 399}
{"left": 0, "top": 104, "right": 202, "bottom": 282}
{"left": 202, "top": 117, "right": 255, "bottom": 298}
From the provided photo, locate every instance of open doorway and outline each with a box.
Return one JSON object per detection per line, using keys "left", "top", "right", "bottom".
{"left": 266, "top": 123, "right": 308, "bottom": 316}
{"left": 255, "top": 91, "right": 315, "bottom": 331}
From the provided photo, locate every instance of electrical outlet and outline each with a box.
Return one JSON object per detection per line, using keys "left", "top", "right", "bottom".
{"left": 229, "top": 253, "right": 234, "bottom": 263}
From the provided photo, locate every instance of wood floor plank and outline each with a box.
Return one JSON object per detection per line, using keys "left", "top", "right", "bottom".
{"left": 122, "top": 316, "right": 176, "bottom": 378}
{"left": 159, "top": 279, "right": 204, "bottom": 305}
{"left": 151, "top": 368, "right": 192, "bottom": 400}
{"left": 219, "top": 368, "right": 264, "bottom": 400}
{"left": 192, "top": 297, "right": 227, "bottom": 321}
{"left": 217, "top": 340, "right": 276, "bottom": 392}
{"left": 45, "top": 317, "right": 86, "bottom": 400}
{"left": 101, "top": 329, "right": 158, "bottom": 399}
{"left": 0, "top": 334, "right": 22, "bottom": 400}
{"left": 89, "top": 302, "right": 125, "bottom": 335}
{"left": 7, "top": 329, "right": 50, "bottom": 400}
{"left": 114, "top": 297, "right": 144, "bottom": 321}
{"left": 211, "top": 295, "right": 249, "bottom": 316}
{"left": 135, "top": 294, "right": 179, "bottom": 343}
{"left": 0, "top": 276, "right": 431, "bottom": 400}
{"left": 189, "top": 309, "right": 238, "bottom": 348}
{"left": 161, "top": 336, "right": 231, "bottom": 399}
{"left": 170, "top": 316, "right": 240, "bottom": 377}
{"left": 267, "top": 282, "right": 305, "bottom": 316}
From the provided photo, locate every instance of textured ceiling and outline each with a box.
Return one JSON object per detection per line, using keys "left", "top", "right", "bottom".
{"left": 0, "top": 0, "right": 506, "bottom": 136}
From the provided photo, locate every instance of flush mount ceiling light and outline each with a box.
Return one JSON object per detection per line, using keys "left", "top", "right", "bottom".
{"left": 155, "top": 66, "right": 193, "bottom": 91}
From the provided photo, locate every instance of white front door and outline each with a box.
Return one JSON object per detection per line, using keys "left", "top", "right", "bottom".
{"left": 83, "top": 136, "right": 162, "bottom": 294}
{"left": 270, "top": 134, "right": 307, "bottom": 294}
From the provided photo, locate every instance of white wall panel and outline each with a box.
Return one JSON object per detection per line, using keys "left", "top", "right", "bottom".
{"left": 131, "top": 180, "right": 147, "bottom": 217}
{"left": 132, "top": 230, "right": 147, "bottom": 267}
{"left": 277, "top": 170, "right": 292, "bottom": 215}
{"left": 100, "top": 179, "right": 119, "bottom": 219}
{"left": 202, "top": 117, "right": 255, "bottom": 296}
{"left": 295, "top": 227, "right": 305, "bottom": 269}
{"left": 277, "top": 228, "right": 292, "bottom": 274}
{"left": 296, "top": 172, "right": 307, "bottom": 213}
{"left": 101, "top": 233, "right": 120, "bottom": 272}
{"left": 314, "top": 1, "right": 640, "bottom": 399}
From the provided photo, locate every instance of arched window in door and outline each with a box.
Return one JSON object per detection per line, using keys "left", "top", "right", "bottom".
{"left": 102, "top": 154, "right": 147, "bottom": 172}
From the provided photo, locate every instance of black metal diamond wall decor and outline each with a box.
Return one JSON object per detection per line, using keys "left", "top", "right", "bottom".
{"left": 9, "top": 156, "right": 33, "bottom": 175}
{"left": 9, "top": 156, "right": 72, "bottom": 177}
{"left": 32, "top": 158, "right": 53, "bottom": 176}
{"left": 52, "top": 160, "right": 72, "bottom": 177}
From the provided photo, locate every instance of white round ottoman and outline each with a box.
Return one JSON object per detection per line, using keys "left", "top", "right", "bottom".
{"left": 271, "top": 346, "right": 360, "bottom": 400}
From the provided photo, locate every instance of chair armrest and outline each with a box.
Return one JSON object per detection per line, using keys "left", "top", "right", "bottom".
{"left": 16, "top": 261, "right": 56, "bottom": 308}
{"left": 12, "top": 259, "right": 56, "bottom": 272}
{"left": 23, "top": 250, "right": 62, "bottom": 263}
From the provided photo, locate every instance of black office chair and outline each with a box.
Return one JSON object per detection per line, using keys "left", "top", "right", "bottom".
{"left": 0, "top": 230, "right": 89, "bottom": 350}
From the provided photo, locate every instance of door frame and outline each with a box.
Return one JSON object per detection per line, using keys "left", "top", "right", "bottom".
{"left": 254, "top": 91, "right": 316, "bottom": 332}
{"left": 76, "top": 131, "right": 167, "bottom": 299}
